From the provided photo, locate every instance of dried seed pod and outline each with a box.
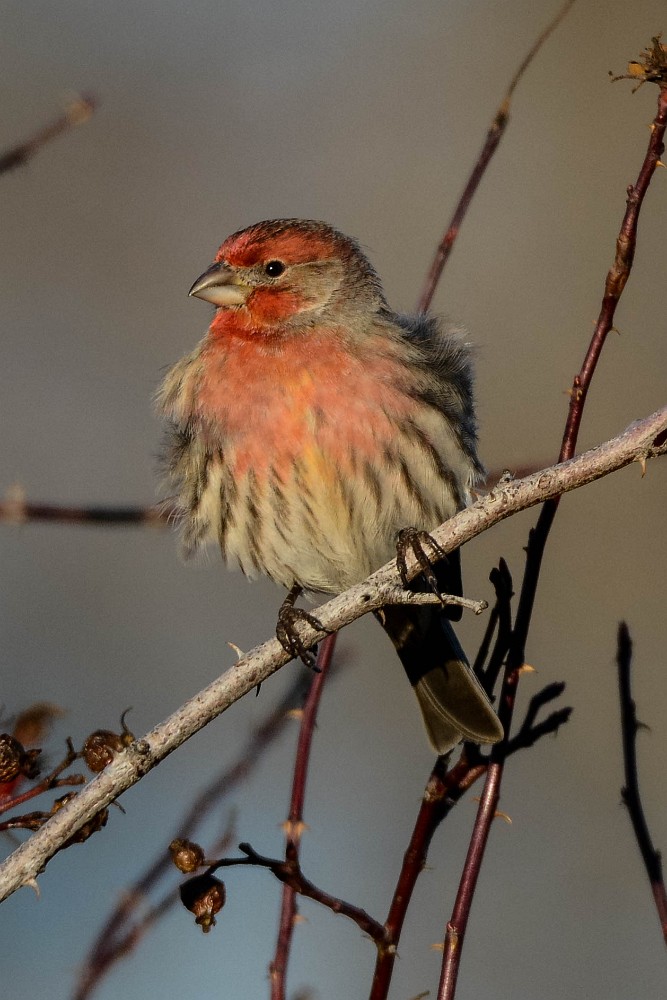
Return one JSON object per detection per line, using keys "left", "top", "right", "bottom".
{"left": 0, "top": 733, "right": 41, "bottom": 782}
{"left": 179, "top": 873, "right": 226, "bottom": 933}
{"left": 0, "top": 734, "right": 24, "bottom": 782}
{"left": 81, "top": 709, "right": 134, "bottom": 772}
{"left": 169, "top": 838, "right": 206, "bottom": 873}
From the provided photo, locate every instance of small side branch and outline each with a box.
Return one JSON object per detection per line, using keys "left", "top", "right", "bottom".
{"left": 209, "top": 842, "right": 386, "bottom": 945}
{"left": 560, "top": 81, "right": 667, "bottom": 462}
{"left": 0, "top": 492, "right": 167, "bottom": 527}
{"left": 416, "top": 0, "right": 576, "bottom": 313}
{"left": 0, "top": 96, "right": 96, "bottom": 175}
{"left": 616, "top": 622, "right": 667, "bottom": 946}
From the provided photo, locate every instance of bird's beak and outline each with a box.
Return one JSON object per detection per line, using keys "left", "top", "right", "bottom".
{"left": 188, "top": 262, "right": 250, "bottom": 307}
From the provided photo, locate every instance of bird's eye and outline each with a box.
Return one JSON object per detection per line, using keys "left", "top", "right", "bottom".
{"left": 264, "top": 260, "right": 285, "bottom": 277}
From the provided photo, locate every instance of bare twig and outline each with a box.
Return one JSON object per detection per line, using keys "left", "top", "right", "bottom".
{"left": 270, "top": 635, "right": 336, "bottom": 1000}
{"left": 368, "top": 678, "right": 570, "bottom": 1000}
{"left": 0, "top": 408, "right": 664, "bottom": 902}
{"left": 416, "top": 0, "right": 576, "bottom": 313}
{"left": 208, "top": 841, "right": 385, "bottom": 942}
{"left": 193, "top": 679, "right": 568, "bottom": 1000}
{"left": 369, "top": 754, "right": 486, "bottom": 1000}
{"left": 0, "top": 491, "right": 166, "bottom": 527}
{"left": 436, "top": 73, "right": 667, "bottom": 1000}
{"left": 380, "top": 587, "right": 488, "bottom": 614}
{"left": 73, "top": 671, "right": 314, "bottom": 1000}
{"left": 559, "top": 88, "right": 667, "bottom": 461}
{"left": 504, "top": 682, "right": 571, "bottom": 753}
{"left": 438, "top": 763, "right": 502, "bottom": 1000}
{"left": 0, "top": 96, "right": 96, "bottom": 175}
{"left": 616, "top": 622, "right": 667, "bottom": 947}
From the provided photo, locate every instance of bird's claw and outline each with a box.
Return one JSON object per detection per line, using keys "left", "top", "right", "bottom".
{"left": 276, "top": 585, "right": 329, "bottom": 670}
{"left": 396, "top": 527, "right": 447, "bottom": 601}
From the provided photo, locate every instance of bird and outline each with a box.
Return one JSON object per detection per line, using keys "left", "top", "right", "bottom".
{"left": 157, "top": 218, "right": 503, "bottom": 754}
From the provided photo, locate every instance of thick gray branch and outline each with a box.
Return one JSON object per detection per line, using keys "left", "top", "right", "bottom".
{"left": 0, "top": 405, "right": 665, "bottom": 901}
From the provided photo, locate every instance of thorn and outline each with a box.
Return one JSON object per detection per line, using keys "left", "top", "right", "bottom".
{"left": 4, "top": 482, "right": 27, "bottom": 523}
{"left": 25, "top": 878, "right": 41, "bottom": 898}
{"left": 518, "top": 663, "right": 537, "bottom": 675}
{"left": 470, "top": 799, "right": 512, "bottom": 823}
{"left": 637, "top": 455, "right": 647, "bottom": 477}
{"left": 430, "top": 942, "right": 445, "bottom": 952}
{"left": 610, "top": 325, "right": 621, "bottom": 336}
{"left": 286, "top": 708, "right": 304, "bottom": 721}
{"left": 293, "top": 913, "right": 308, "bottom": 926}
{"left": 64, "top": 93, "right": 97, "bottom": 126}
{"left": 494, "top": 810, "right": 513, "bottom": 824}
{"left": 227, "top": 642, "right": 245, "bottom": 660}
{"left": 656, "top": 159, "right": 666, "bottom": 168}
{"left": 281, "top": 819, "right": 309, "bottom": 839}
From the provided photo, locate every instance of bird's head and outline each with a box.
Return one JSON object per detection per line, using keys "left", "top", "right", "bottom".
{"left": 189, "top": 219, "right": 386, "bottom": 336}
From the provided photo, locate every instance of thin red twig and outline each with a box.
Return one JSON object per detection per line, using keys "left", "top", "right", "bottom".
{"left": 616, "top": 622, "right": 667, "bottom": 946}
{"left": 416, "top": 0, "right": 576, "bottom": 314}
{"left": 369, "top": 755, "right": 486, "bottom": 1000}
{"left": 438, "top": 763, "right": 502, "bottom": 999}
{"left": 269, "top": 634, "right": 336, "bottom": 1000}
{"left": 560, "top": 88, "right": 667, "bottom": 461}
{"left": 436, "top": 75, "right": 667, "bottom": 1000}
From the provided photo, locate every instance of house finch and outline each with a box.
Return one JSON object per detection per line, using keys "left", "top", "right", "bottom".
{"left": 158, "top": 219, "right": 502, "bottom": 753}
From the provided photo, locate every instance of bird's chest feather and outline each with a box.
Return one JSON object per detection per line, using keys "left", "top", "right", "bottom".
{"left": 172, "top": 329, "right": 468, "bottom": 591}
{"left": 196, "top": 330, "right": 414, "bottom": 479}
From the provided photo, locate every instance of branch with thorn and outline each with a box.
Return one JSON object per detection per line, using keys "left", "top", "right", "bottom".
{"left": 0, "top": 405, "right": 663, "bottom": 902}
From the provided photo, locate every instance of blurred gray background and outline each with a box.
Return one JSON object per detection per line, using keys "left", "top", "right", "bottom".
{"left": 1, "top": 2, "right": 666, "bottom": 998}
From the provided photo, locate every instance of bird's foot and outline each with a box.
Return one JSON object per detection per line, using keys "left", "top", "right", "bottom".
{"left": 395, "top": 527, "right": 447, "bottom": 601}
{"left": 276, "top": 584, "right": 329, "bottom": 671}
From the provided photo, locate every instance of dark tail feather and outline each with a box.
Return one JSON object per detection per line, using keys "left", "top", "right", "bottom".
{"left": 378, "top": 603, "right": 503, "bottom": 755}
